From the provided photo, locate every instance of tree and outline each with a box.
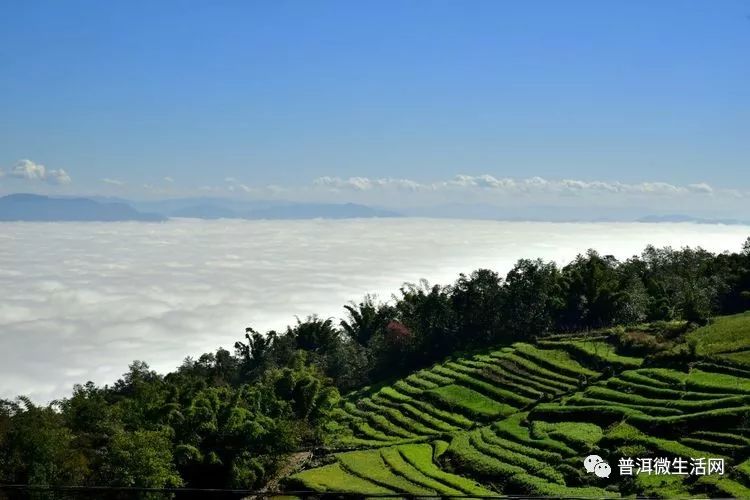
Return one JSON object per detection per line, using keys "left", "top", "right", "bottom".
{"left": 451, "top": 269, "right": 505, "bottom": 345}
{"left": 502, "top": 259, "right": 563, "bottom": 338}
{"left": 289, "top": 316, "right": 340, "bottom": 353}
{"left": 560, "top": 251, "right": 627, "bottom": 329}
{"left": 340, "top": 295, "right": 393, "bottom": 346}
{"left": 395, "top": 280, "right": 457, "bottom": 359}
{"left": 235, "top": 328, "right": 276, "bottom": 380}
{"left": 103, "top": 430, "right": 182, "bottom": 488}
{"left": 636, "top": 245, "right": 727, "bottom": 322}
{"left": 0, "top": 397, "right": 89, "bottom": 485}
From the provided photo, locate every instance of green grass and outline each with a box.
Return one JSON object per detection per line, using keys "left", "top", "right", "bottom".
{"left": 447, "top": 432, "right": 526, "bottom": 478}
{"left": 720, "top": 350, "right": 750, "bottom": 365}
{"left": 541, "top": 339, "right": 643, "bottom": 368}
{"left": 695, "top": 475, "right": 750, "bottom": 498}
{"left": 361, "top": 399, "right": 441, "bottom": 436}
{"left": 336, "top": 449, "right": 435, "bottom": 494}
{"left": 289, "top": 463, "right": 395, "bottom": 494}
{"left": 415, "top": 369, "right": 455, "bottom": 385}
{"left": 372, "top": 397, "right": 459, "bottom": 432}
{"left": 506, "top": 473, "right": 614, "bottom": 498}
{"left": 531, "top": 420, "right": 603, "bottom": 450}
{"left": 489, "top": 351, "right": 583, "bottom": 385}
{"left": 492, "top": 413, "right": 576, "bottom": 456}
{"left": 512, "top": 343, "right": 599, "bottom": 378}
{"left": 688, "top": 312, "right": 750, "bottom": 357}
{"left": 405, "top": 373, "right": 439, "bottom": 390}
{"left": 563, "top": 394, "right": 682, "bottom": 416}
{"left": 618, "top": 370, "right": 675, "bottom": 388}
{"left": 467, "top": 430, "right": 565, "bottom": 483}
{"left": 431, "top": 365, "right": 534, "bottom": 406}
{"left": 686, "top": 369, "right": 750, "bottom": 394}
{"left": 392, "top": 380, "right": 423, "bottom": 397}
{"left": 398, "top": 443, "right": 495, "bottom": 496}
{"left": 478, "top": 354, "right": 576, "bottom": 391}
{"left": 426, "top": 384, "right": 516, "bottom": 419}
{"left": 604, "top": 376, "right": 721, "bottom": 400}
{"left": 377, "top": 386, "right": 412, "bottom": 403}
{"left": 680, "top": 437, "right": 745, "bottom": 457}
{"left": 350, "top": 420, "right": 398, "bottom": 442}
{"left": 433, "top": 440, "right": 449, "bottom": 459}
{"left": 379, "top": 446, "right": 463, "bottom": 495}
{"left": 401, "top": 397, "right": 474, "bottom": 429}
{"left": 365, "top": 413, "right": 418, "bottom": 438}
{"left": 604, "top": 422, "right": 722, "bottom": 460}
{"left": 583, "top": 385, "right": 750, "bottom": 412}
{"left": 737, "top": 459, "right": 750, "bottom": 482}
{"left": 446, "top": 360, "right": 544, "bottom": 399}
{"left": 635, "top": 473, "right": 691, "bottom": 498}
{"left": 480, "top": 427, "right": 563, "bottom": 462}
{"left": 462, "top": 358, "right": 571, "bottom": 395}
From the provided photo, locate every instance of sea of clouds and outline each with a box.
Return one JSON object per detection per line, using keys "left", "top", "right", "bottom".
{"left": 2, "top": 218, "right": 749, "bottom": 402}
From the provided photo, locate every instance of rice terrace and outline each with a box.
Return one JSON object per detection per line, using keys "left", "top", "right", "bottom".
{"left": 286, "top": 313, "right": 750, "bottom": 498}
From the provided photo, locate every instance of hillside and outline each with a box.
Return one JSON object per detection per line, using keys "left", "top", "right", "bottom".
{"left": 0, "top": 194, "right": 165, "bottom": 221}
{"left": 285, "top": 313, "right": 750, "bottom": 498}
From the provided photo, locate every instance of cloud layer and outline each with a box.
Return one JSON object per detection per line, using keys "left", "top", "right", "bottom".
{"left": 1, "top": 219, "right": 749, "bottom": 403}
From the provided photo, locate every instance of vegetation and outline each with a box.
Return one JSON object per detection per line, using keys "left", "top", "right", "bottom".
{"left": 2, "top": 238, "right": 750, "bottom": 496}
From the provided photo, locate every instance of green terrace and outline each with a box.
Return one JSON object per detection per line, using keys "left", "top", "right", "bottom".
{"left": 286, "top": 313, "right": 750, "bottom": 498}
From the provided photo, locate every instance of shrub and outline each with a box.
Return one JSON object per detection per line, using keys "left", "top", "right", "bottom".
{"left": 399, "top": 443, "right": 494, "bottom": 496}
{"left": 425, "top": 384, "right": 515, "bottom": 419}
{"left": 492, "top": 413, "right": 576, "bottom": 456}
{"left": 446, "top": 432, "right": 524, "bottom": 479}
{"left": 379, "top": 446, "right": 461, "bottom": 496}
{"left": 512, "top": 343, "right": 599, "bottom": 377}
{"left": 289, "top": 463, "right": 394, "bottom": 494}
{"left": 468, "top": 431, "right": 564, "bottom": 484}
{"left": 336, "top": 449, "right": 434, "bottom": 494}
{"left": 431, "top": 365, "right": 533, "bottom": 406}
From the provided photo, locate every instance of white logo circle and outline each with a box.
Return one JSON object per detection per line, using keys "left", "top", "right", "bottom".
{"left": 584, "top": 454, "right": 603, "bottom": 473}
{"left": 594, "top": 462, "right": 612, "bottom": 478}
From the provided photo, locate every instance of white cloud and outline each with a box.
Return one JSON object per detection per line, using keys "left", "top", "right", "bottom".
{"left": 50, "top": 169, "right": 72, "bottom": 185}
{"left": 102, "top": 178, "right": 125, "bottom": 186}
{"left": 10, "top": 159, "right": 46, "bottom": 180}
{"left": 311, "top": 174, "right": 727, "bottom": 199}
{"left": 687, "top": 183, "right": 714, "bottom": 194}
{"left": 164, "top": 176, "right": 174, "bottom": 183}
{"left": 314, "top": 176, "right": 422, "bottom": 191}
{"left": 8, "top": 159, "right": 72, "bottom": 185}
{"left": 1, "top": 219, "right": 749, "bottom": 403}
{"left": 227, "top": 183, "right": 253, "bottom": 193}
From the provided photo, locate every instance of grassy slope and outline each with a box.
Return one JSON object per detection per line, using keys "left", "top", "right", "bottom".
{"left": 288, "top": 313, "right": 750, "bottom": 498}
{"left": 689, "top": 311, "right": 750, "bottom": 359}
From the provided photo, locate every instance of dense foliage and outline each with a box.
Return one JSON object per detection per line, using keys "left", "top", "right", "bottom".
{"left": 1, "top": 239, "right": 749, "bottom": 490}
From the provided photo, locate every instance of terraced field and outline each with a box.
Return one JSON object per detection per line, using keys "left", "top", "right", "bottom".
{"left": 286, "top": 314, "right": 750, "bottom": 498}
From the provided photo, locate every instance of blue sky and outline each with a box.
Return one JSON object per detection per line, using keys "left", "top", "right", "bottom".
{"left": 0, "top": 0, "right": 748, "bottom": 208}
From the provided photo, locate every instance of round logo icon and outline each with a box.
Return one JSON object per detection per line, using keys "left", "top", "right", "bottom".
{"left": 594, "top": 461, "right": 612, "bottom": 478}
{"left": 584, "top": 454, "right": 604, "bottom": 473}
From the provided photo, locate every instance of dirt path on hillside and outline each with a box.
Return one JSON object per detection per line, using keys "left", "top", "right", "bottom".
{"left": 248, "top": 451, "right": 313, "bottom": 499}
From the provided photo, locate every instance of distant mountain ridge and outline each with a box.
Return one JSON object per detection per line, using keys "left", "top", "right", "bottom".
{"left": 637, "top": 214, "right": 750, "bottom": 225}
{"left": 2, "top": 193, "right": 745, "bottom": 224}
{"left": 0, "top": 194, "right": 165, "bottom": 222}
{"left": 0, "top": 194, "right": 400, "bottom": 222}
{"left": 133, "top": 198, "right": 401, "bottom": 219}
